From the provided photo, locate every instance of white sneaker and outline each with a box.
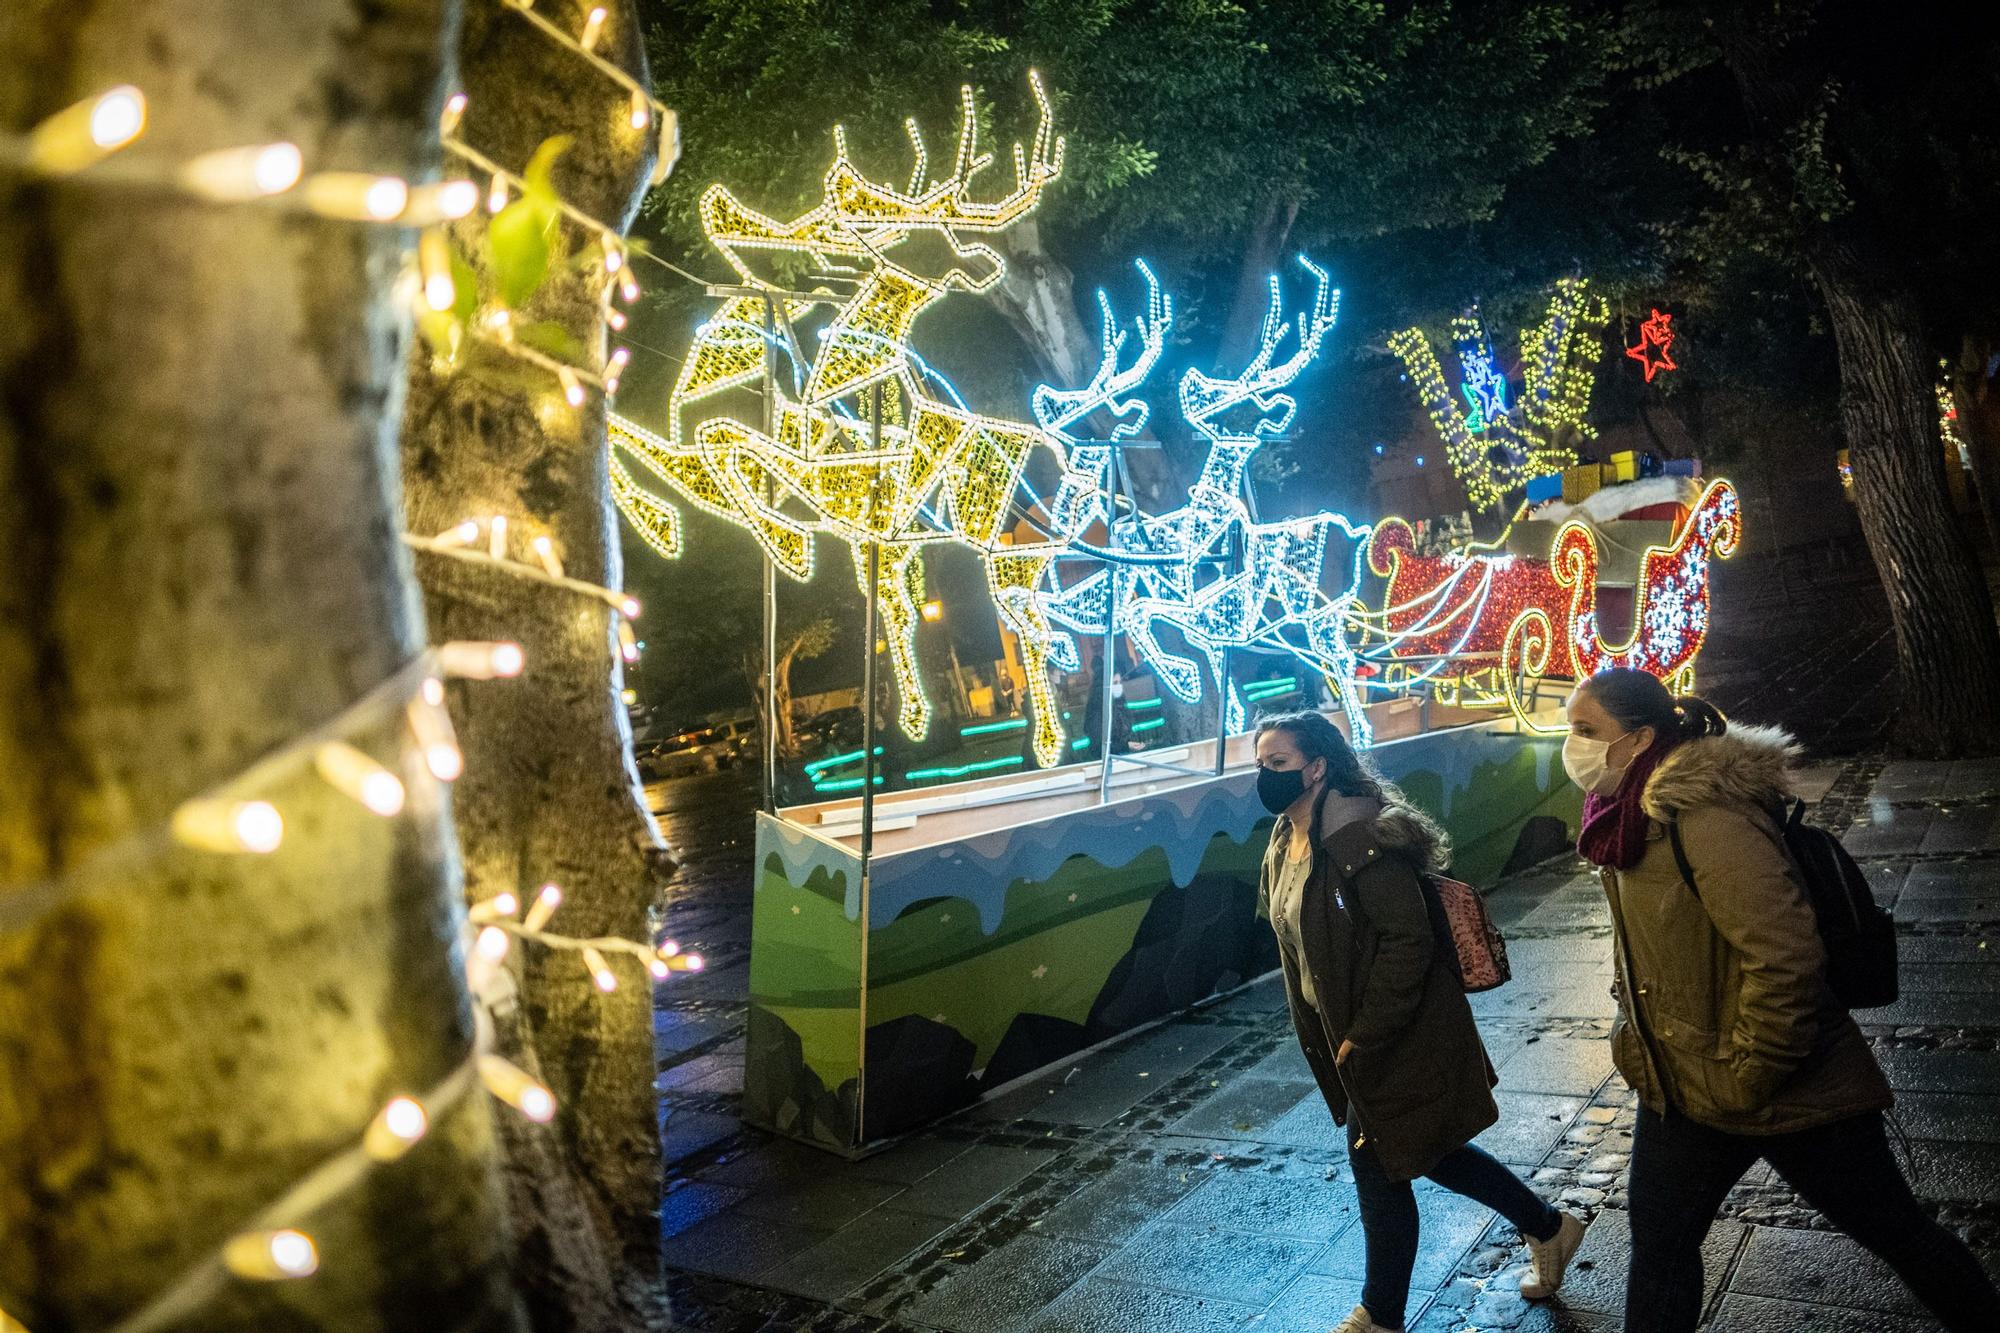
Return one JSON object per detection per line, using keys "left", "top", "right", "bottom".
{"left": 1520, "top": 1210, "right": 1588, "bottom": 1299}
{"left": 1330, "top": 1305, "right": 1397, "bottom": 1333}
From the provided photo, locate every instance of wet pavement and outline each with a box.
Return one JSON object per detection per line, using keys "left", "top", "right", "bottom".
{"left": 646, "top": 550, "right": 2000, "bottom": 1329}
{"left": 649, "top": 749, "right": 2000, "bottom": 1331}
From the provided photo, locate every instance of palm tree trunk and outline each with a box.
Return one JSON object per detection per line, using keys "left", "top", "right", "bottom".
{"left": 398, "top": 1, "right": 670, "bottom": 1325}
{"left": 0, "top": 1, "right": 521, "bottom": 1327}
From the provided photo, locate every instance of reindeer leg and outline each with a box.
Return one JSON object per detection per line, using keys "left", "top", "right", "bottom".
{"left": 987, "top": 546, "right": 1068, "bottom": 768}
{"left": 852, "top": 540, "right": 932, "bottom": 743}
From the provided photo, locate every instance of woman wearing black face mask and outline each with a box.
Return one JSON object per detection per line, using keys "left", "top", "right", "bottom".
{"left": 1255, "top": 711, "right": 1584, "bottom": 1333}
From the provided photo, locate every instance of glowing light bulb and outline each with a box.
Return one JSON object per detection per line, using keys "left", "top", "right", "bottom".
{"left": 171, "top": 798, "right": 283, "bottom": 854}
{"left": 314, "top": 741, "right": 406, "bottom": 817}
{"left": 488, "top": 513, "right": 508, "bottom": 560}
{"left": 437, "top": 640, "right": 524, "bottom": 680}
{"left": 607, "top": 308, "right": 627, "bottom": 331}
{"left": 441, "top": 92, "right": 468, "bottom": 133}
{"left": 630, "top": 90, "right": 650, "bottom": 130}
{"left": 304, "top": 172, "right": 409, "bottom": 221}
{"left": 469, "top": 891, "right": 520, "bottom": 923}
{"left": 649, "top": 957, "right": 671, "bottom": 980}
{"left": 363, "top": 1095, "right": 429, "bottom": 1160}
{"left": 531, "top": 534, "right": 564, "bottom": 578}
{"left": 222, "top": 1229, "right": 318, "bottom": 1281}
{"left": 559, "top": 366, "right": 585, "bottom": 408}
{"left": 407, "top": 697, "right": 462, "bottom": 781}
{"left": 582, "top": 946, "right": 617, "bottom": 992}
{"left": 684, "top": 953, "right": 705, "bottom": 972}
{"left": 617, "top": 619, "right": 639, "bottom": 663}
{"left": 609, "top": 347, "right": 630, "bottom": 373}
{"left": 436, "top": 519, "right": 480, "bottom": 548}
{"left": 478, "top": 1054, "right": 555, "bottom": 1123}
{"left": 523, "top": 883, "right": 562, "bottom": 932}
{"left": 420, "top": 231, "right": 456, "bottom": 313}
{"left": 487, "top": 173, "right": 508, "bottom": 214}
{"left": 620, "top": 597, "right": 641, "bottom": 618}
{"left": 90, "top": 87, "right": 146, "bottom": 148}
{"left": 365, "top": 176, "right": 409, "bottom": 219}
{"left": 621, "top": 688, "right": 638, "bottom": 704}
{"left": 602, "top": 239, "right": 623, "bottom": 274}
{"left": 657, "top": 939, "right": 680, "bottom": 957}
{"left": 432, "top": 179, "right": 479, "bottom": 219}
{"left": 580, "top": 6, "right": 608, "bottom": 49}
{"left": 27, "top": 85, "right": 147, "bottom": 173}
{"left": 476, "top": 925, "right": 510, "bottom": 962}
{"left": 180, "top": 142, "right": 303, "bottom": 201}
{"left": 618, "top": 272, "right": 639, "bottom": 304}
{"left": 421, "top": 676, "right": 445, "bottom": 708}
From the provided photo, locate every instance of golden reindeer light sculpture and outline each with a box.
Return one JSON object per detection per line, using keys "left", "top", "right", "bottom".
{"left": 609, "top": 77, "right": 1076, "bottom": 766}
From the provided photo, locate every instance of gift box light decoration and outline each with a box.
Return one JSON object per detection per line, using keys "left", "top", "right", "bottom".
{"left": 1389, "top": 278, "right": 1610, "bottom": 510}
{"left": 607, "top": 74, "right": 1079, "bottom": 766}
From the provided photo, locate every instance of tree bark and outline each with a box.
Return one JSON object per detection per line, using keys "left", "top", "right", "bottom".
{"left": 1810, "top": 249, "right": 2000, "bottom": 755}
{"left": 1950, "top": 334, "right": 2000, "bottom": 556}
{"left": 1214, "top": 194, "right": 1301, "bottom": 372}
{"left": 986, "top": 221, "right": 1180, "bottom": 512}
{"left": 398, "top": 2, "right": 669, "bottom": 1327}
{"left": 0, "top": 2, "right": 522, "bottom": 1328}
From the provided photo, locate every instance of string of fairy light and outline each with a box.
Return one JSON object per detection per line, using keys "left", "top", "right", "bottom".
{"left": 0, "top": 3, "right": 699, "bottom": 1327}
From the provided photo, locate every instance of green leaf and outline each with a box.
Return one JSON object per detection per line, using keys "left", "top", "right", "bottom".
{"left": 490, "top": 194, "right": 557, "bottom": 308}
{"left": 416, "top": 309, "right": 463, "bottom": 368}
{"left": 449, "top": 245, "right": 479, "bottom": 324}
{"left": 521, "top": 135, "right": 573, "bottom": 201}
{"left": 515, "top": 320, "right": 588, "bottom": 365}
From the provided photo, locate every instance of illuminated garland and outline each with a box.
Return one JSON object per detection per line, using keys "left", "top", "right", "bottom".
{"left": 1390, "top": 278, "right": 1609, "bottom": 510}
{"left": 1364, "top": 516, "right": 1574, "bottom": 661}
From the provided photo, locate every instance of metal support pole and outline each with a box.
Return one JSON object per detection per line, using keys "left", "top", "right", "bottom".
{"left": 855, "top": 384, "right": 882, "bottom": 1148}
{"left": 761, "top": 293, "right": 779, "bottom": 814}
{"left": 860, "top": 385, "right": 882, "bottom": 865}
{"left": 1098, "top": 567, "right": 1119, "bottom": 806}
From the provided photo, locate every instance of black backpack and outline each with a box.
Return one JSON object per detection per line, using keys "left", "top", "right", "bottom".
{"left": 1669, "top": 799, "right": 1898, "bottom": 1009}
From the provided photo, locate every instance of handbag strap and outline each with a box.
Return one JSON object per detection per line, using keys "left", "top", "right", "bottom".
{"left": 1668, "top": 820, "right": 1700, "bottom": 901}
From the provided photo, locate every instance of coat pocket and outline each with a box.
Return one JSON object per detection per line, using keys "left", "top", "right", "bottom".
{"left": 1653, "top": 1012, "right": 1763, "bottom": 1117}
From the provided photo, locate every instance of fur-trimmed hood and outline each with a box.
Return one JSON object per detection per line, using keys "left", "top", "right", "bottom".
{"left": 1641, "top": 724, "right": 1801, "bottom": 821}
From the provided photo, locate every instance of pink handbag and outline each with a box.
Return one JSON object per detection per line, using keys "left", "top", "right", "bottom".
{"left": 1426, "top": 874, "right": 1511, "bottom": 993}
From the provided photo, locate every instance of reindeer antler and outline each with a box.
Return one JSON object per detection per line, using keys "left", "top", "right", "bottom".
{"left": 1033, "top": 260, "right": 1173, "bottom": 441}
{"left": 1179, "top": 255, "right": 1339, "bottom": 441}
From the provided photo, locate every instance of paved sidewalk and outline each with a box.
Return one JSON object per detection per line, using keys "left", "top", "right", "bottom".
{"left": 658, "top": 754, "right": 2000, "bottom": 1331}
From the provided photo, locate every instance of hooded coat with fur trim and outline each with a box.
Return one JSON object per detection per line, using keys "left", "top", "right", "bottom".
{"left": 1262, "top": 790, "right": 1499, "bottom": 1182}
{"left": 1604, "top": 726, "right": 1892, "bottom": 1133}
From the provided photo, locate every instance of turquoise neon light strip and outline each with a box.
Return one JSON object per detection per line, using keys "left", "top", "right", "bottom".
{"left": 959, "top": 718, "right": 1028, "bottom": 737}
{"left": 814, "top": 775, "right": 884, "bottom": 793}
{"left": 905, "top": 755, "right": 1027, "bottom": 782}
{"left": 1122, "top": 697, "right": 1162, "bottom": 711}
{"left": 1072, "top": 737, "right": 1091, "bottom": 751}
{"left": 1130, "top": 717, "right": 1166, "bottom": 733}
{"left": 804, "top": 745, "right": 882, "bottom": 775}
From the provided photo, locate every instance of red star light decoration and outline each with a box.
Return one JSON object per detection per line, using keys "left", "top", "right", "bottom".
{"left": 1626, "top": 308, "right": 1678, "bottom": 382}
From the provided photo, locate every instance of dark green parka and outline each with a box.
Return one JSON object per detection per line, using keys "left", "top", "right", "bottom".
{"left": 1262, "top": 792, "right": 1498, "bottom": 1182}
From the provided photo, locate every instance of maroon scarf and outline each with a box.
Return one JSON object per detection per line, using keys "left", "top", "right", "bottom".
{"left": 1577, "top": 739, "right": 1674, "bottom": 870}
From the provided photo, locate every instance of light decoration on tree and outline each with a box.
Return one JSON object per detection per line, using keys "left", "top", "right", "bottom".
{"left": 1625, "top": 308, "right": 1678, "bottom": 382}
{"left": 1389, "top": 278, "right": 1610, "bottom": 510}
{"left": 1938, "top": 359, "right": 1969, "bottom": 464}
{"left": 0, "top": 8, "right": 695, "bottom": 1316}
{"left": 608, "top": 75, "right": 1079, "bottom": 766}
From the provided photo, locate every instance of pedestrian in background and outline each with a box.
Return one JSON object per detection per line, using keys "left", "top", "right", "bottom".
{"left": 1566, "top": 668, "right": 1998, "bottom": 1333}
{"left": 1255, "top": 710, "right": 1586, "bottom": 1333}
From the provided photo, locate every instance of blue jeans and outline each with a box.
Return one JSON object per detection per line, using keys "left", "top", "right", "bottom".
{"left": 1346, "top": 1122, "right": 1561, "bottom": 1328}
{"left": 1627, "top": 1105, "right": 1997, "bottom": 1333}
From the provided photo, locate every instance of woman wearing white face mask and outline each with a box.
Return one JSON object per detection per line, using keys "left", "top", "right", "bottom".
{"left": 1565, "top": 669, "right": 1996, "bottom": 1333}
